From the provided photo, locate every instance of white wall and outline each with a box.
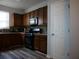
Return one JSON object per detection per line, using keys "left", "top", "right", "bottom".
{"left": 0, "top": 5, "right": 25, "bottom": 26}
{"left": 25, "top": 1, "right": 47, "bottom": 13}
{"left": 70, "top": 0, "right": 79, "bottom": 59}
{"left": 0, "top": 5, "right": 25, "bottom": 14}
{"left": 47, "top": 0, "right": 65, "bottom": 59}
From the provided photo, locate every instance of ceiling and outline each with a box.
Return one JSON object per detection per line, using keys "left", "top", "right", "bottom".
{"left": 0, "top": 0, "right": 45, "bottom": 9}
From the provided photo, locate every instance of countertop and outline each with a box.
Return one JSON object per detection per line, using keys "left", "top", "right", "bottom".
{"left": 0, "top": 32, "right": 24, "bottom": 34}
{"left": 34, "top": 33, "right": 47, "bottom": 36}
{"left": 0, "top": 32, "right": 47, "bottom": 36}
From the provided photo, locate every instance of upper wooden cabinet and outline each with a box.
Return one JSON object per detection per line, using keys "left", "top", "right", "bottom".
{"left": 13, "top": 6, "right": 47, "bottom": 27}
{"left": 33, "top": 10, "right": 38, "bottom": 17}
{"left": 23, "top": 6, "right": 47, "bottom": 26}
{"left": 23, "top": 13, "right": 30, "bottom": 26}
{"left": 38, "top": 7, "right": 43, "bottom": 25}
{"left": 38, "top": 6, "right": 47, "bottom": 25}
{"left": 14, "top": 13, "right": 24, "bottom": 27}
{"left": 43, "top": 6, "right": 47, "bottom": 25}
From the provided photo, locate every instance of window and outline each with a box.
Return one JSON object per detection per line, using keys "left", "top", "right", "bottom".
{"left": 0, "top": 11, "right": 9, "bottom": 29}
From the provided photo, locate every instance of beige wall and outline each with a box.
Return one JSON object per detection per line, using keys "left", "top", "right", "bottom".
{"left": 0, "top": 5, "right": 25, "bottom": 26}
{"left": 70, "top": 0, "right": 79, "bottom": 59}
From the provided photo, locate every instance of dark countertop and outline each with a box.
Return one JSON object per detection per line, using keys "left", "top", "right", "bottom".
{"left": 34, "top": 33, "right": 47, "bottom": 36}
{"left": 0, "top": 32, "right": 24, "bottom": 34}
{"left": 0, "top": 32, "right": 47, "bottom": 36}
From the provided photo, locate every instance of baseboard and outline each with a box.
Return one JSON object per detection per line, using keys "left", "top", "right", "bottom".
{"left": 46, "top": 55, "right": 51, "bottom": 58}
{"left": 35, "top": 51, "right": 47, "bottom": 57}
{"left": 35, "top": 50, "right": 53, "bottom": 59}
{"left": 46, "top": 55, "right": 53, "bottom": 59}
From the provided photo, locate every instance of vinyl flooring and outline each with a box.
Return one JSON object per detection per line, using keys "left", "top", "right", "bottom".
{"left": 0, "top": 48, "right": 49, "bottom": 59}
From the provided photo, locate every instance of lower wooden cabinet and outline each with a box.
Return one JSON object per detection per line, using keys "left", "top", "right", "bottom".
{"left": 34, "top": 35, "right": 47, "bottom": 54}
{"left": 0, "top": 33, "right": 24, "bottom": 51}
{"left": 34, "top": 38, "right": 40, "bottom": 50}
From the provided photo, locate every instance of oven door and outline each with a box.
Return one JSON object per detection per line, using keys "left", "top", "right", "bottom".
{"left": 24, "top": 33, "right": 34, "bottom": 50}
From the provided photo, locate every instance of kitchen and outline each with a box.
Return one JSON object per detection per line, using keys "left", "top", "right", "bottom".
{"left": 0, "top": 0, "right": 77, "bottom": 59}
{"left": 14, "top": 6, "right": 47, "bottom": 54}
{"left": 0, "top": 0, "right": 48, "bottom": 59}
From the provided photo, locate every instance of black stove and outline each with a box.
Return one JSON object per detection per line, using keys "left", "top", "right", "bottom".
{"left": 24, "top": 33, "right": 34, "bottom": 50}
{"left": 24, "top": 27, "right": 42, "bottom": 50}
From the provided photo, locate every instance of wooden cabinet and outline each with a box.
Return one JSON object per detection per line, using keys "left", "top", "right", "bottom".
{"left": 16, "top": 6, "right": 47, "bottom": 27}
{"left": 23, "top": 6, "right": 47, "bottom": 26}
{"left": 0, "top": 33, "right": 24, "bottom": 51}
{"left": 34, "top": 36, "right": 40, "bottom": 50}
{"left": 31, "top": 11, "right": 35, "bottom": 18}
{"left": 23, "top": 10, "right": 38, "bottom": 26}
{"left": 38, "top": 6, "right": 47, "bottom": 25}
{"left": 43, "top": 6, "right": 47, "bottom": 25}
{"left": 39, "top": 35, "right": 47, "bottom": 54}
{"left": 23, "top": 13, "right": 30, "bottom": 26}
{"left": 14, "top": 13, "right": 24, "bottom": 27}
{"left": 38, "top": 8, "right": 43, "bottom": 25}
{"left": 33, "top": 10, "right": 38, "bottom": 17}
{"left": 23, "top": 14, "right": 26, "bottom": 26}
{"left": 34, "top": 35, "right": 47, "bottom": 54}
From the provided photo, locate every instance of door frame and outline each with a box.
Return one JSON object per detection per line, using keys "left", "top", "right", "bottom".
{"left": 64, "top": 0, "right": 70, "bottom": 59}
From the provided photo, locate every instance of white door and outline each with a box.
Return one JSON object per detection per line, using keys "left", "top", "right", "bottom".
{"left": 47, "top": 0, "right": 66, "bottom": 59}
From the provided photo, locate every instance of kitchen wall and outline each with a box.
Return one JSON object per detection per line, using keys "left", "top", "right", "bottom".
{"left": 0, "top": 5, "right": 25, "bottom": 26}
{"left": 70, "top": 0, "right": 79, "bottom": 59}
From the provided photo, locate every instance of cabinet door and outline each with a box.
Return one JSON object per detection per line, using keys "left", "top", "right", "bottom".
{"left": 29, "top": 12, "right": 34, "bottom": 18}
{"left": 38, "top": 8, "right": 43, "bottom": 25}
{"left": 23, "top": 14, "right": 26, "bottom": 26}
{"left": 14, "top": 13, "right": 23, "bottom": 27}
{"left": 39, "top": 35, "right": 47, "bottom": 54}
{"left": 33, "top": 10, "right": 38, "bottom": 17}
{"left": 34, "top": 36, "right": 40, "bottom": 50}
{"left": 23, "top": 13, "right": 30, "bottom": 26}
{"left": 34, "top": 35, "right": 47, "bottom": 54}
{"left": 43, "top": 6, "right": 47, "bottom": 25}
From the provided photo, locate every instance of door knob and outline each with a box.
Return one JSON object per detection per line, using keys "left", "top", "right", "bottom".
{"left": 52, "top": 33, "right": 55, "bottom": 36}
